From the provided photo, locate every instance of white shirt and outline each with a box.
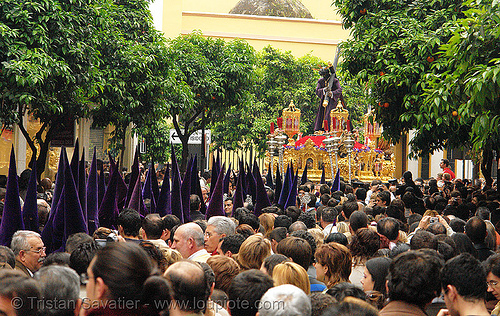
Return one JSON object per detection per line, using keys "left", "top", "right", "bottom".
{"left": 323, "top": 223, "right": 338, "bottom": 237}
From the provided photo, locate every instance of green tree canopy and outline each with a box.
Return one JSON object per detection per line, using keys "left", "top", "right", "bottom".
{"left": 0, "top": 0, "right": 172, "bottom": 176}
{"left": 210, "top": 45, "right": 369, "bottom": 154}
{"left": 165, "top": 31, "right": 256, "bottom": 171}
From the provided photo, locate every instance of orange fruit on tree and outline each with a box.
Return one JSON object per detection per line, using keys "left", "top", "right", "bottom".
{"left": 427, "top": 56, "right": 435, "bottom": 63}
{"left": 452, "top": 110, "right": 458, "bottom": 116}
{"left": 379, "top": 71, "right": 385, "bottom": 76}
{"left": 383, "top": 102, "right": 389, "bottom": 108}
{"left": 360, "top": 8, "right": 367, "bottom": 14}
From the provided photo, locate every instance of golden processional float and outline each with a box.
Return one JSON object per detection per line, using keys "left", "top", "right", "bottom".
{"left": 265, "top": 102, "right": 396, "bottom": 183}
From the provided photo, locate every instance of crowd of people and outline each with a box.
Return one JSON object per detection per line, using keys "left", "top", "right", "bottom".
{"left": 0, "top": 156, "right": 499, "bottom": 316}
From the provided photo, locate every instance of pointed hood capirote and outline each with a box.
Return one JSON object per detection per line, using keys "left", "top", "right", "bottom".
{"left": 126, "top": 147, "right": 140, "bottom": 207}
{"left": 253, "top": 162, "right": 271, "bottom": 218}
{"left": 157, "top": 164, "right": 171, "bottom": 217}
{"left": 170, "top": 146, "right": 184, "bottom": 223}
{"left": 320, "top": 165, "right": 326, "bottom": 184}
{"left": 0, "top": 147, "right": 24, "bottom": 246}
{"left": 205, "top": 165, "right": 226, "bottom": 220}
{"left": 180, "top": 157, "right": 193, "bottom": 223}
{"left": 301, "top": 164, "right": 308, "bottom": 185}
{"left": 22, "top": 161, "right": 39, "bottom": 233}
{"left": 128, "top": 173, "right": 148, "bottom": 216}
{"left": 331, "top": 168, "right": 340, "bottom": 193}
{"left": 265, "top": 161, "right": 274, "bottom": 190}
{"left": 86, "top": 148, "right": 99, "bottom": 235}
{"left": 98, "top": 162, "right": 119, "bottom": 229}
{"left": 62, "top": 150, "right": 88, "bottom": 246}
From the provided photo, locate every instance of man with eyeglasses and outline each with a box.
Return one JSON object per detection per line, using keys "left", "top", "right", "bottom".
{"left": 11, "top": 230, "right": 46, "bottom": 277}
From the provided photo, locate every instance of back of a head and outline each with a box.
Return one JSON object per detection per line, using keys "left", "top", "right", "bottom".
{"left": 262, "top": 254, "right": 289, "bottom": 276}
{"left": 91, "top": 242, "right": 153, "bottom": 301}
{"left": 465, "top": 216, "right": 487, "bottom": 244}
{"left": 440, "top": 253, "right": 487, "bottom": 301}
{"left": 0, "top": 245, "right": 15, "bottom": 269}
{"left": 326, "top": 282, "right": 367, "bottom": 302}
{"left": 165, "top": 260, "right": 208, "bottom": 314}
{"left": 288, "top": 221, "right": 307, "bottom": 233}
{"left": 35, "top": 265, "right": 80, "bottom": 316}
{"left": 259, "top": 284, "right": 311, "bottom": 316}
{"left": 377, "top": 217, "right": 400, "bottom": 241}
{"left": 451, "top": 233, "right": 479, "bottom": 258}
{"left": 65, "top": 232, "right": 93, "bottom": 254}
{"left": 321, "top": 297, "right": 378, "bottom": 316}
{"left": 228, "top": 269, "right": 274, "bottom": 316}
{"left": 238, "top": 234, "right": 271, "bottom": 270}
{"left": 163, "top": 214, "right": 181, "bottom": 231}
{"left": 117, "top": 208, "right": 142, "bottom": 237}
{"left": 410, "top": 230, "right": 438, "bottom": 250}
{"left": 0, "top": 269, "right": 41, "bottom": 316}
{"left": 239, "top": 213, "right": 260, "bottom": 231}
{"left": 274, "top": 215, "right": 293, "bottom": 229}
{"left": 365, "top": 257, "right": 392, "bottom": 294}
{"left": 343, "top": 201, "right": 359, "bottom": 220}
{"left": 143, "top": 214, "right": 164, "bottom": 240}
{"left": 285, "top": 206, "right": 302, "bottom": 223}
{"left": 349, "top": 211, "right": 369, "bottom": 232}
{"left": 276, "top": 237, "right": 312, "bottom": 271}
{"left": 220, "top": 234, "right": 246, "bottom": 255}
{"left": 70, "top": 240, "right": 98, "bottom": 276}
{"left": 320, "top": 207, "right": 337, "bottom": 224}
{"left": 387, "top": 250, "right": 443, "bottom": 308}
{"left": 206, "top": 255, "right": 240, "bottom": 294}
{"left": 268, "top": 227, "right": 287, "bottom": 243}
{"left": 325, "top": 232, "right": 348, "bottom": 246}
{"left": 190, "top": 194, "right": 201, "bottom": 211}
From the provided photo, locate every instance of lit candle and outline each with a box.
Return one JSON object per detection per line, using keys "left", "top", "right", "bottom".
{"left": 347, "top": 120, "right": 351, "bottom": 132}
{"left": 324, "top": 120, "right": 329, "bottom": 132}
{"left": 270, "top": 122, "right": 275, "bottom": 133}
{"left": 277, "top": 117, "right": 283, "bottom": 129}
{"left": 332, "top": 117, "right": 337, "bottom": 130}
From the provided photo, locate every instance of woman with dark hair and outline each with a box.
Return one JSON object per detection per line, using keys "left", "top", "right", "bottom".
{"left": 83, "top": 242, "right": 170, "bottom": 315}
{"left": 451, "top": 233, "right": 479, "bottom": 258}
{"left": 484, "top": 254, "right": 500, "bottom": 315}
{"left": 396, "top": 171, "right": 423, "bottom": 198}
{"left": 362, "top": 257, "right": 392, "bottom": 309}
{"left": 349, "top": 228, "right": 381, "bottom": 287}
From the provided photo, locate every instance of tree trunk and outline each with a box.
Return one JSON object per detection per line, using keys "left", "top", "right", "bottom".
{"left": 481, "top": 148, "right": 494, "bottom": 188}
{"left": 180, "top": 135, "right": 189, "bottom": 174}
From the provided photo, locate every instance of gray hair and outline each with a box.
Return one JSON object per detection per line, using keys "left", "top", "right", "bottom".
{"left": 181, "top": 223, "right": 205, "bottom": 248}
{"left": 34, "top": 265, "right": 80, "bottom": 316}
{"left": 258, "top": 284, "right": 311, "bottom": 316}
{"left": 207, "top": 216, "right": 236, "bottom": 237}
{"left": 11, "top": 230, "right": 42, "bottom": 256}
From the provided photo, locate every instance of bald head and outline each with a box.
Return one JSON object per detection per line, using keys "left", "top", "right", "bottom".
{"left": 171, "top": 223, "right": 205, "bottom": 258}
{"left": 164, "top": 261, "right": 208, "bottom": 313}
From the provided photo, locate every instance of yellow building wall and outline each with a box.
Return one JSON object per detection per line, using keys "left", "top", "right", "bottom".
{"left": 162, "top": 0, "right": 350, "bottom": 60}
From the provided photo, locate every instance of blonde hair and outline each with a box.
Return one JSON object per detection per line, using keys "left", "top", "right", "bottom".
{"left": 259, "top": 213, "right": 275, "bottom": 236}
{"left": 272, "top": 262, "right": 311, "bottom": 295}
{"left": 308, "top": 228, "right": 325, "bottom": 248}
{"left": 423, "top": 210, "right": 439, "bottom": 217}
{"left": 237, "top": 234, "right": 271, "bottom": 270}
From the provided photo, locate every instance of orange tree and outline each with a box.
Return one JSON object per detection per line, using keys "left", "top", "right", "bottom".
{"left": 334, "top": 0, "right": 500, "bottom": 182}
{"left": 423, "top": 0, "right": 500, "bottom": 186}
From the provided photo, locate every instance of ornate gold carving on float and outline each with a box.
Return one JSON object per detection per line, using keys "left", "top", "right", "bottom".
{"left": 266, "top": 104, "right": 395, "bottom": 182}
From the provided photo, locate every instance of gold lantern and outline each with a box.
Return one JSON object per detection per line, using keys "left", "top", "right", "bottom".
{"left": 363, "top": 109, "right": 381, "bottom": 148}
{"left": 330, "top": 104, "right": 349, "bottom": 136}
{"left": 282, "top": 101, "right": 301, "bottom": 139}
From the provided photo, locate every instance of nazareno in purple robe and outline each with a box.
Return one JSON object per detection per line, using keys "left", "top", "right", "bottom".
{"left": 313, "top": 77, "right": 342, "bottom": 131}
